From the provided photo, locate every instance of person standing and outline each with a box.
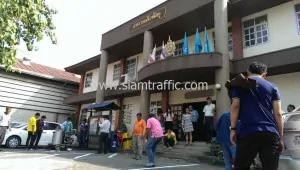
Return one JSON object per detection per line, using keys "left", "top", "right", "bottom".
{"left": 131, "top": 113, "right": 146, "bottom": 160}
{"left": 189, "top": 106, "right": 199, "bottom": 141}
{"left": 172, "top": 114, "right": 181, "bottom": 141}
{"left": 97, "top": 115, "right": 111, "bottom": 154}
{"left": 163, "top": 108, "right": 174, "bottom": 133}
{"left": 144, "top": 113, "right": 164, "bottom": 167}
{"left": 203, "top": 97, "right": 216, "bottom": 143}
{"left": 216, "top": 112, "right": 240, "bottom": 170}
{"left": 62, "top": 117, "right": 73, "bottom": 133}
{"left": 0, "top": 107, "right": 12, "bottom": 151}
{"left": 79, "top": 118, "right": 88, "bottom": 148}
{"left": 26, "top": 113, "right": 40, "bottom": 150}
{"left": 34, "top": 115, "right": 46, "bottom": 149}
{"left": 182, "top": 108, "right": 193, "bottom": 146}
{"left": 230, "top": 62, "right": 284, "bottom": 170}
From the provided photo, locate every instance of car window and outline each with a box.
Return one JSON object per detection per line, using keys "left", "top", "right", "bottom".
{"left": 44, "top": 123, "right": 59, "bottom": 130}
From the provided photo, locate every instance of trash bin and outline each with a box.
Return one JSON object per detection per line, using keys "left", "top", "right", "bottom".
{"left": 52, "top": 129, "right": 63, "bottom": 145}
{"left": 122, "top": 132, "right": 131, "bottom": 150}
{"left": 283, "top": 112, "right": 300, "bottom": 159}
{"left": 109, "top": 132, "right": 118, "bottom": 153}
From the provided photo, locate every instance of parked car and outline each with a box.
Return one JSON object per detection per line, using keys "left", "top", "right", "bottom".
{"left": 1, "top": 121, "right": 62, "bottom": 148}
{"left": 10, "top": 122, "right": 26, "bottom": 128}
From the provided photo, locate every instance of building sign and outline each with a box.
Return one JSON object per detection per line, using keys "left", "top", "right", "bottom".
{"left": 130, "top": 8, "right": 166, "bottom": 32}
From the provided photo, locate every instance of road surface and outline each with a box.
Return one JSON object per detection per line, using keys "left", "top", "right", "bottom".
{"left": 0, "top": 148, "right": 223, "bottom": 170}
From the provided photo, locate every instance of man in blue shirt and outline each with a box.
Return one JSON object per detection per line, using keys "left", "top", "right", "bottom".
{"left": 189, "top": 105, "right": 199, "bottom": 141}
{"left": 216, "top": 112, "right": 240, "bottom": 170}
{"left": 230, "top": 62, "right": 284, "bottom": 170}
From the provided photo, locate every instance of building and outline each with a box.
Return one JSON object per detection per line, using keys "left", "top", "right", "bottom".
{"left": 64, "top": 0, "right": 300, "bottom": 141}
{"left": 0, "top": 57, "right": 80, "bottom": 123}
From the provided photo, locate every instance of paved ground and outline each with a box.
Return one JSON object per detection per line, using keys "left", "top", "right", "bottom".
{"left": 0, "top": 148, "right": 223, "bottom": 170}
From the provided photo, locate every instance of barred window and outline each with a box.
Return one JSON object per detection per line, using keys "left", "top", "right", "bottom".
{"left": 113, "top": 63, "right": 121, "bottom": 81}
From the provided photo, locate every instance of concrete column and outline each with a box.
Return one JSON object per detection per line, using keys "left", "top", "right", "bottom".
{"left": 214, "top": 0, "right": 231, "bottom": 119}
{"left": 232, "top": 18, "right": 244, "bottom": 60}
{"left": 140, "top": 31, "right": 153, "bottom": 119}
{"left": 96, "top": 50, "right": 108, "bottom": 103}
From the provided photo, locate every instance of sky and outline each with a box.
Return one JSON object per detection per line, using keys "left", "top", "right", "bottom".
{"left": 17, "top": 0, "right": 166, "bottom": 70}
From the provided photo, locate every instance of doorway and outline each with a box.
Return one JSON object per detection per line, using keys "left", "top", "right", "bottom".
{"left": 183, "top": 100, "right": 216, "bottom": 142}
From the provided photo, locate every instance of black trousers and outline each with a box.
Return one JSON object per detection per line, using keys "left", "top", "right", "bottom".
{"left": 192, "top": 122, "right": 199, "bottom": 141}
{"left": 173, "top": 129, "right": 179, "bottom": 140}
{"left": 204, "top": 116, "right": 214, "bottom": 143}
{"left": 163, "top": 137, "right": 175, "bottom": 147}
{"left": 34, "top": 131, "right": 42, "bottom": 148}
{"left": 98, "top": 132, "right": 109, "bottom": 153}
{"left": 79, "top": 131, "right": 88, "bottom": 148}
{"left": 234, "top": 131, "right": 281, "bottom": 170}
{"left": 26, "top": 132, "right": 37, "bottom": 149}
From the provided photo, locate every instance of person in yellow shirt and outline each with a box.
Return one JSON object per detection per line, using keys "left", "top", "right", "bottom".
{"left": 163, "top": 128, "right": 177, "bottom": 149}
{"left": 131, "top": 113, "right": 146, "bottom": 160}
{"left": 26, "top": 113, "right": 40, "bottom": 150}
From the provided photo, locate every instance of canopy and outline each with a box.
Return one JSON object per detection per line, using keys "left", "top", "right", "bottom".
{"left": 84, "top": 102, "right": 120, "bottom": 111}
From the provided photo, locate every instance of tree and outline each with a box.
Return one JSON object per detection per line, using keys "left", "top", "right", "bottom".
{"left": 0, "top": 0, "right": 57, "bottom": 70}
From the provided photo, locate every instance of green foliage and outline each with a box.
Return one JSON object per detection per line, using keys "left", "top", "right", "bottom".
{"left": 210, "top": 137, "right": 224, "bottom": 161}
{"left": 120, "top": 123, "right": 127, "bottom": 133}
{"left": 0, "top": 0, "right": 57, "bottom": 70}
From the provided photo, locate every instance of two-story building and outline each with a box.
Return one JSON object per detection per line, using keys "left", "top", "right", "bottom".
{"left": 64, "top": 0, "right": 300, "bottom": 141}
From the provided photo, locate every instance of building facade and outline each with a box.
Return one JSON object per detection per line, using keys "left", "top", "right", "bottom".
{"left": 0, "top": 58, "right": 79, "bottom": 123}
{"left": 64, "top": 0, "right": 300, "bottom": 141}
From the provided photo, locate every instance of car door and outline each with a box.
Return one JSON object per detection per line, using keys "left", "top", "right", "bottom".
{"left": 39, "top": 123, "right": 59, "bottom": 145}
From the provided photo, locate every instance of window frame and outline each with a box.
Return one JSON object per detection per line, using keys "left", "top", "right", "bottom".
{"left": 174, "top": 42, "right": 183, "bottom": 56}
{"left": 243, "top": 15, "right": 269, "bottom": 48}
{"left": 84, "top": 72, "right": 93, "bottom": 88}
{"left": 125, "top": 57, "right": 137, "bottom": 77}
{"left": 295, "top": 4, "right": 300, "bottom": 34}
{"left": 112, "top": 63, "right": 121, "bottom": 81}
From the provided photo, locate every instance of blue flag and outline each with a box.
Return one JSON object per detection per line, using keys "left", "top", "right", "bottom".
{"left": 194, "top": 28, "right": 202, "bottom": 53}
{"left": 204, "top": 27, "right": 211, "bottom": 53}
{"left": 182, "top": 32, "right": 189, "bottom": 55}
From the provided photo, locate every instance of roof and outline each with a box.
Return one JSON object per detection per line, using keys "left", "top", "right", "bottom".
{"left": 9, "top": 59, "right": 80, "bottom": 83}
{"left": 64, "top": 54, "right": 101, "bottom": 74}
{"left": 84, "top": 102, "right": 120, "bottom": 111}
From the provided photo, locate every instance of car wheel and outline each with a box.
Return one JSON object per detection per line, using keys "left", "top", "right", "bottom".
{"left": 6, "top": 136, "right": 21, "bottom": 148}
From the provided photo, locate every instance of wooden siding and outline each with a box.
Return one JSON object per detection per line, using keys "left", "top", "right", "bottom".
{"left": 0, "top": 71, "right": 78, "bottom": 122}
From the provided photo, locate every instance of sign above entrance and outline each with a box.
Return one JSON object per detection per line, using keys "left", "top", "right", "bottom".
{"left": 130, "top": 8, "right": 166, "bottom": 32}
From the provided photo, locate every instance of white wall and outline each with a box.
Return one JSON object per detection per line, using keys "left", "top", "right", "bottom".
{"left": 0, "top": 72, "right": 77, "bottom": 123}
{"left": 266, "top": 72, "right": 300, "bottom": 112}
{"left": 243, "top": 0, "right": 300, "bottom": 58}
{"left": 169, "top": 85, "right": 216, "bottom": 105}
{"left": 122, "top": 96, "right": 140, "bottom": 134}
{"left": 83, "top": 68, "right": 99, "bottom": 93}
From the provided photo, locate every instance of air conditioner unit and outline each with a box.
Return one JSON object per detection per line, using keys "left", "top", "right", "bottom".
{"left": 127, "top": 74, "right": 136, "bottom": 83}
{"left": 119, "top": 74, "right": 128, "bottom": 85}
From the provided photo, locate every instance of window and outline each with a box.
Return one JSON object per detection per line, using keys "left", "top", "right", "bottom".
{"left": 212, "top": 32, "right": 216, "bottom": 50}
{"left": 243, "top": 15, "right": 268, "bottom": 47}
{"left": 84, "top": 72, "right": 93, "bottom": 88}
{"left": 125, "top": 58, "right": 136, "bottom": 76}
{"left": 295, "top": 4, "right": 300, "bottom": 34}
{"left": 212, "top": 27, "right": 233, "bottom": 52}
{"left": 44, "top": 123, "right": 60, "bottom": 130}
{"left": 174, "top": 42, "right": 183, "bottom": 56}
{"left": 155, "top": 49, "right": 162, "bottom": 61}
{"left": 149, "top": 101, "right": 161, "bottom": 115}
{"left": 113, "top": 63, "right": 121, "bottom": 81}
{"left": 228, "top": 27, "right": 233, "bottom": 51}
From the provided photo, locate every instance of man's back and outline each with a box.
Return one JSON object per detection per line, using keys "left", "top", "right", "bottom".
{"left": 231, "top": 76, "right": 280, "bottom": 137}
{"left": 27, "top": 116, "right": 36, "bottom": 132}
{"left": 146, "top": 117, "right": 163, "bottom": 138}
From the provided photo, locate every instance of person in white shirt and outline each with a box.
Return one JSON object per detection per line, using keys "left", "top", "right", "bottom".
{"left": 0, "top": 107, "right": 12, "bottom": 151}
{"left": 203, "top": 97, "right": 216, "bottom": 143}
{"left": 97, "top": 115, "right": 111, "bottom": 154}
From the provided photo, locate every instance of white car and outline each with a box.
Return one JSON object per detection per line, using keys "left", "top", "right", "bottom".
{"left": 1, "top": 121, "right": 62, "bottom": 148}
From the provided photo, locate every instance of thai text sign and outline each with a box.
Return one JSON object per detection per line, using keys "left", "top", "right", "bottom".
{"left": 130, "top": 8, "right": 166, "bottom": 32}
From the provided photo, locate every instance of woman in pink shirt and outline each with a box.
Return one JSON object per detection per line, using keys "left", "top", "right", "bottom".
{"left": 144, "top": 113, "right": 163, "bottom": 167}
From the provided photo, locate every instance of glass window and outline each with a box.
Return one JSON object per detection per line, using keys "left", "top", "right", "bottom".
{"left": 155, "top": 49, "right": 162, "bottom": 61}
{"left": 84, "top": 73, "right": 93, "bottom": 88}
{"left": 295, "top": 4, "right": 300, "bottom": 34}
{"left": 149, "top": 101, "right": 162, "bottom": 115}
{"left": 243, "top": 15, "right": 269, "bottom": 47}
{"left": 125, "top": 58, "right": 136, "bottom": 77}
{"left": 44, "top": 123, "right": 60, "bottom": 130}
{"left": 174, "top": 42, "right": 183, "bottom": 56}
{"left": 113, "top": 63, "right": 121, "bottom": 81}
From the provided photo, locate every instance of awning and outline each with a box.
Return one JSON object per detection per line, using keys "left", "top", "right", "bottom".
{"left": 84, "top": 102, "right": 120, "bottom": 111}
